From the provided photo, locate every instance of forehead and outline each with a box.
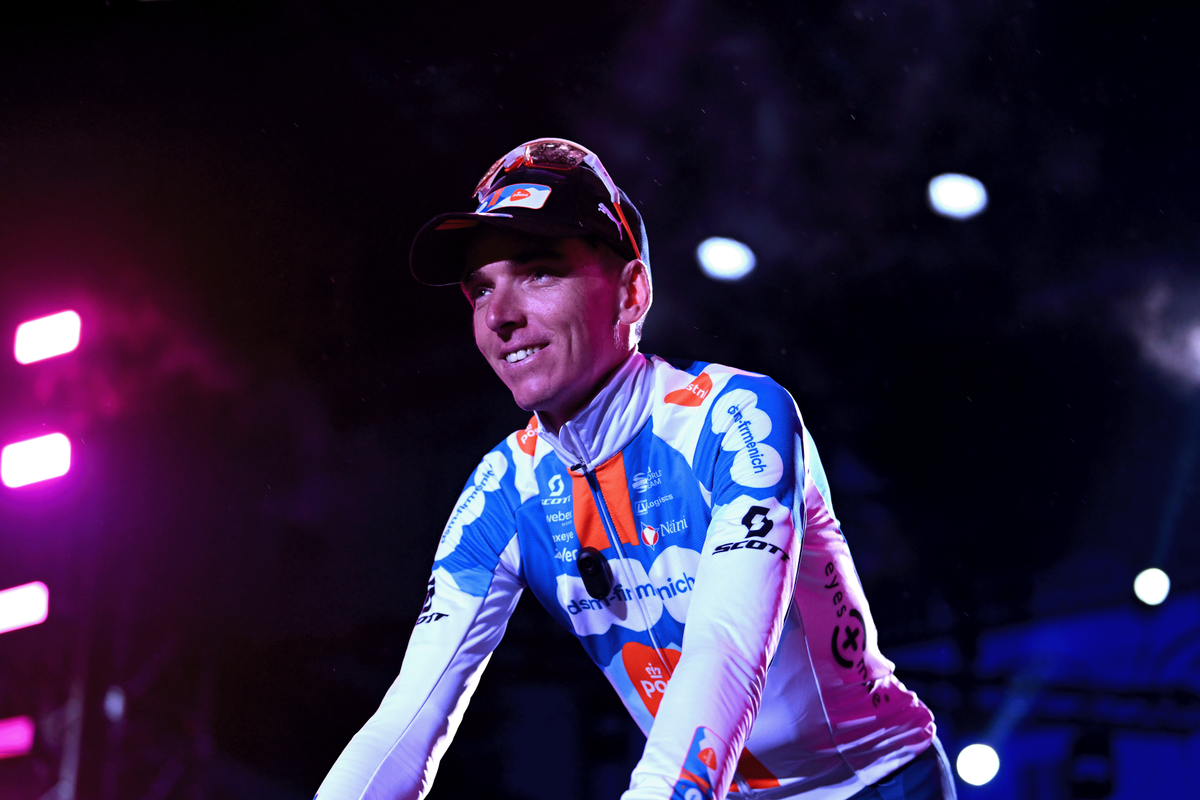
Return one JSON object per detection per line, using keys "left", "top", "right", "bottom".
{"left": 462, "top": 229, "right": 592, "bottom": 278}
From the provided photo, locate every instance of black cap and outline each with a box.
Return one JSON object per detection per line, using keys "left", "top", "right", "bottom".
{"left": 409, "top": 153, "right": 650, "bottom": 286}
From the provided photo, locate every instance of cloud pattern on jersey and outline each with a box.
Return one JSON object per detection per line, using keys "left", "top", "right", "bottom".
{"left": 711, "top": 388, "right": 783, "bottom": 488}
{"left": 436, "top": 451, "right": 508, "bottom": 560}
{"left": 557, "top": 545, "right": 701, "bottom": 636}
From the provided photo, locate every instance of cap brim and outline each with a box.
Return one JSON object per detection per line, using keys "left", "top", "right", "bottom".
{"left": 410, "top": 211, "right": 597, "bottom": 286}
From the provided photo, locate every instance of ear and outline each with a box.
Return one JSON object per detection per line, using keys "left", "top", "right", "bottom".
{"left": 616, "top": 259, "right": 652, "bottom": 326}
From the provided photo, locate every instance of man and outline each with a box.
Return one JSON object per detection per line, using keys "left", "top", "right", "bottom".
{"left": 317, "top": 139, "right": 955, "bottom": 800}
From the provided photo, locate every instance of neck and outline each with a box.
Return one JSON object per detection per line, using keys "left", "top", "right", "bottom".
{"left": 535, "top": 350, "right": 652, "bottom": 471}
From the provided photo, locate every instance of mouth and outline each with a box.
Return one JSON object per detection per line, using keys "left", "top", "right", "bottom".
{"left": 504, "top": 345, "right": 546, "bottom": 364}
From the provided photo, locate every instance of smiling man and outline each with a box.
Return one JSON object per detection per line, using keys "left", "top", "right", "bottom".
{"left": 316, "top": 139, "right": 955, "bottom": 800}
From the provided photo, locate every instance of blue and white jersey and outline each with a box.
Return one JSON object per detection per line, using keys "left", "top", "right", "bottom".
{"left": 317, "top": 354, "right": 935, "bottom": 800}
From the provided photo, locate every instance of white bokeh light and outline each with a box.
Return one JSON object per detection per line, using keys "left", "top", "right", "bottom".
{"left": 696, "top": 237, "right": 756, "bottom": 281}
{"left": 0, "top": 582, "right": 49, "bottom": 636}
{"left": 1, "top": 433, "right": 72, "bottom": 488}
{"left": 956, "top": 743, "right": 1000, "bottom": 786}
{"left": 928, "top": 173, "right": 989, "bottom": 220}
{"left": 14, "top": 310, "right": 82, "bottom": 365}
{"left": 1134, "top": 567, "right": 1170, "bottom": 606}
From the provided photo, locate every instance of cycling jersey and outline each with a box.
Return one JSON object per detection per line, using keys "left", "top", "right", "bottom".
{"left": 317, "top": 352, "right": 935, "bottom": 800}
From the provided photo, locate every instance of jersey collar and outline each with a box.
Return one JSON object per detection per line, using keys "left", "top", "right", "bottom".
{"left": 535, "top": 350, "right": 653, "bottom": 472}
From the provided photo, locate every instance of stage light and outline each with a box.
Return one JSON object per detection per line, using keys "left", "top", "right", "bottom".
{"left": 956, "top": 743, "right": 1000, "bottom": 786}
{"left": 927, "top": 173, "right": 988, "bottom": 220}
{"left": 696, "top": 237, "right": 756, "bottom": 281}
{"left": 0, "top": 582, "right": 49, "bottom": 636}
{"left": 13, "top": 310, "right": 81, "bottom": 364}
{"left": 0, "top": 716, "right": 35, "bottom": 760}
{"left": 1, "top": 433, "right": 71, "bottom": 488}
{"left": 1134, "top": 567, "right": 1170, "bottom": 606}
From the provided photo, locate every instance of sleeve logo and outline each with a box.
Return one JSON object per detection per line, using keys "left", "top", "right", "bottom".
{"left": 710, "top": 388, "right": 783, "bottom": 488}
{"left": 664, "top": 372, "right": 713, "bottom": 406}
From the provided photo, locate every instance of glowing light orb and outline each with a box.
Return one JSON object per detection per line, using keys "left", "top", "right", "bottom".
{"left": 1, "top": 433, "right": 72, "bottom": 488}
{"left": 927, "top": 173, "right": 989, "bottom": 220}
{"left": 0, "top": 582, "right": 49, "bottom": 636}
{"left": 104, "top": 686, "right": 127, "bottom": 723}
{"left": 696, "top": 237, "right": 756, "bottom": 281}
{"left": 14, "top": 310, "right": 82, "bottom": 364}
{"left": 956, "top": 743, "right": 1000, "bottom": 786}
{"left": 0, "top": 716, "right": 35, "bottom": 760}
{"left": 1134, "top": 567, "right": 1170, "bottom": 606}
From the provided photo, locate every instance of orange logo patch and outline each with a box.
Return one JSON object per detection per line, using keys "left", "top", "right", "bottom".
{"left": 622, "top": 642, "right": 681, "bottom": 716}
{"left": 510, "top": 188, "right": 531, "bottom": 201}
{"left": 516, "top": 416, "right": 538, "bottom": 456}
{"left": 664, "top": 372, "right": 712, "bottom": 407}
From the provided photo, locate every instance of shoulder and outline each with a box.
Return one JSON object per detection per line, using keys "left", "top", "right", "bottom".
{"left": 648, "top": 356, "right": 797, "bottom": 422}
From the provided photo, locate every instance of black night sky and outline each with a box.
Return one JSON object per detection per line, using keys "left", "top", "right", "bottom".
{"left": 0, "top": 1, "right": 1197, "bottom": 798}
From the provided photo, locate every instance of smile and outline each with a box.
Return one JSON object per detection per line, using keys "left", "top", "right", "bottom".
{"left": 505, "top": 345, "right": 545, "bottom": 364}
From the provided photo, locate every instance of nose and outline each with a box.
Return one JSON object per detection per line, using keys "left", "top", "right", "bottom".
{"left": 485, "top": 278, "right": 525, "bottom": 335}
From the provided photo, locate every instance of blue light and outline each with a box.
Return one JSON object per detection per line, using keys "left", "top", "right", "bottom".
{"left": 927, "top": 173, "right": 988, "bottom": 220}
{"left": 696, "top": 237, "right": 756, "bottom": 281}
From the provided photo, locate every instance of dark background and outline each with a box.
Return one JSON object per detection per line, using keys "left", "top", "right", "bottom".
{"left": 0, "top": 1, "right": 1197, "bottom": 798}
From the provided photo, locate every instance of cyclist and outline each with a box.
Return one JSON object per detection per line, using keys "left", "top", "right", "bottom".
{"left": 317, "top": 139, "right": 955, "bottom": 800}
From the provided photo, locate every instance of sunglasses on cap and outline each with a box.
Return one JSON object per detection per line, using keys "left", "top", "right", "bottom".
{"left": 472, "top": 138, "right": 642, "bottom": 261}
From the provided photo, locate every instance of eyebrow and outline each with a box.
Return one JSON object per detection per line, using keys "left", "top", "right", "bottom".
{"left": 462, "top": 249, "right": 566, "bottom": 284}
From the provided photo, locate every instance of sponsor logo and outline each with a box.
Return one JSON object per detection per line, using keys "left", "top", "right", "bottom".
{"left": 516, "top": 417, "right": 538, "bottom": 456}
{"left": 564, "top": 571, "right": 695, "bottom": 615}
{"left": 552, "top": 531, "right": 574, "bottom": 543}
{"left": 670, "top": 726, "right": 729, "bottom": 800}
{"left": 636, "top": 493, "right": 674, "bottom": 514}
{"left": 555, "top": 549, "right": 578, "bottom": 562}
{"left": 742, "top": 506, "right": 773, "bottom": 536}
{"left": 541, "top": 496, "right": 570, "bottom": 506}
{"left": 476, "top": 183, "right": 552, "bottom": 213}
{"left": 415, "top": 612, "right": 448, "bottom": 625}
{"left": 437, "top": 452, "right": 507, "bottom": 559}
{"left": 556, "top": 547, "right": 699, "bottom": 635}
{"left": 548, "top": 474, "right": 565, "bottom": 496}
{"left": 631, "top": 469, "right": 661, "bottom": 494}
{"left": 823, "top": 560, "right": 890, "bottom": 707}
{"left": 712, "top": 502, "right": 789, "bottom": 561}
{"left": 641, "top": 518, "right": 688, "bottom": 546}
{"left": 727, "top": 407, "right": 769, "bottom": 476}
{"left": 421, "top": 576, "right": 435, "bottom": 613}
{"left": 712, "top": 389, "right": 783, "bottom": 488}
{"left": 664, "top": 372, "right": 713, "bottom": 407}
{"left": 622, "top": 642, "right": 681, "bottom": 716}
{"left": 713, "top": 539, "right": 789, "bottom": 559}
{"left": 545, "top": 510, "right": 573, "bottom": 524}
{"left": 597, "top": 202, "right": 623, "bottom": 238}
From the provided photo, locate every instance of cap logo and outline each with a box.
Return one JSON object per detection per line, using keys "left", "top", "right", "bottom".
{"left": 597, "top": 202, "right": 623, "bottom": 239}
{"left": 476, "top": 183, "right": 552, "bottom": 213}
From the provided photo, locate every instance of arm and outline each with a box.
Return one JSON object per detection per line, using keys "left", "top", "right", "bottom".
{"left": 317, "top": 450, "right": 524, "bottom": 800}
{"left": 625, "top": 379, "right": 803, "bottom": 800}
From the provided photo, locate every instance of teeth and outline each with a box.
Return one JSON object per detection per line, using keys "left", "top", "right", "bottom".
{"left": 505, "top": 346, "right": 544, "bottom": 364}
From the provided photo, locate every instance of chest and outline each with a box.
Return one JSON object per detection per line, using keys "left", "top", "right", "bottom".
{"left": 514, "top": 427, "right": 714, "bottom": 650}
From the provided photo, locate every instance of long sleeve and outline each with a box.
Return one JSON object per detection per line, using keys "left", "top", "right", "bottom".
{"left": 623, "top": 379, "right": 804, "bottom": 800}
{"left": 317, "top": 449, "right": 525, "bottom": 800}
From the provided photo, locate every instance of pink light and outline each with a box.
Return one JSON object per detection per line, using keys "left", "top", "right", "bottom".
{"left": 14, "top": 310, "right": 82, "bottom": 364}
{"left": 0, "top": 716, "right": 35, "bottom": 759}
{"left": 1, "top": 433, "right": 71, "bottom": 488}
{"left": 0, "top": 582, "right": 49, "bottom": 635}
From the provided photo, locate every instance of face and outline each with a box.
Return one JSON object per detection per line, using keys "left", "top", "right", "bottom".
{"left": 462, "top": 230, "right": 634, "bottom": 431}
